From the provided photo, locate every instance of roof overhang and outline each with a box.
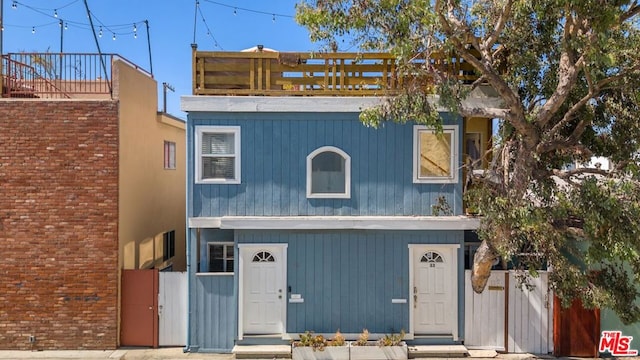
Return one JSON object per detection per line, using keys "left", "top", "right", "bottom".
{"left": 188, "top": 216, "right": 480, "bottom": 230}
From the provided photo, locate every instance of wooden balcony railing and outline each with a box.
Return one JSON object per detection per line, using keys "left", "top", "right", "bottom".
{"left": 192, "top": 49, "right": 479, "bottom": 96}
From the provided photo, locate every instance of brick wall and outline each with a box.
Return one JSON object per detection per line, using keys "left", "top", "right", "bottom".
{"left": 0, "top": 100, "right": 119, "bottom": 350}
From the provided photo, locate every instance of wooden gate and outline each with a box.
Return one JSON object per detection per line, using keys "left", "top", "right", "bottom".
{"left": 553, "top": 297, "right": 600, "bottom": 357}
{"left": 464, "top": 271, "right": 553, "bottom": 354}
{"left": 121, "top": 269, "right": 158, "bottom": 347}
{"left": 507, "top": 271, "right": 553, "bottom": 354}
{"left": 465, "top": 270, "right": 507, "bottom": 350}
{"left": 159, "top": 271, "right": 187, "bottom": 346}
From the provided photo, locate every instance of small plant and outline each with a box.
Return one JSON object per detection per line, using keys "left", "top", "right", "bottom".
{"left": 376, "top": 330, "right": 405, "bottom": 346}
{"left": 295, "top": 331, "right": 328, "bottom": 351}
{"left": 354, "top": 328, "right": 370, "bottom": 346}
{"left": 331, "top": 329, "right": 345, "bottom": 346}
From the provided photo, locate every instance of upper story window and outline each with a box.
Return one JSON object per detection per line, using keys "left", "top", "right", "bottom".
{"left": 164, "top": 141, "right": 176, "bottom": 170}
{"left": 413, "top": 125, "right": 459, "bottom": 183}
{"left": 306, "top": 146, "right": 351, "bottom": 199}
{"left": 196, "top": 126, "right": 240, "bottom": 184}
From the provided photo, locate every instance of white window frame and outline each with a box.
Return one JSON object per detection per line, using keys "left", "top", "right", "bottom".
{"left": 195, "top": 126, "right": 241, "bottom": 184}
{"left": 306, "top": 146, "right": 351, "bottom": 199}
{"left": 413, "top": 125, "right": 459, "bottom": 184}
{"left": 207, "top": 242, "right": 235, "bottom": 274}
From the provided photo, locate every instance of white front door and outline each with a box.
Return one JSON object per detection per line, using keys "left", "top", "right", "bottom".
{"left": 240, "top": 245, "right": 286, "bottom": 335}
{"left": 411, "top": 245, "right": 458, "bottom": 337}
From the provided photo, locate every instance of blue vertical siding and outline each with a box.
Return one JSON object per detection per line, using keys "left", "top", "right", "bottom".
{"left": 237, "top": 229, "right": 465, "bottom": 335}
{"left": 192, "top": 274, "right": 236, "bottom": 352}
{"left": 188, "top": 112, "right": 463, "bottom": 217}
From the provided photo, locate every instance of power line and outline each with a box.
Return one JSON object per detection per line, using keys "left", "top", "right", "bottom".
{"left": 201, "top": 0, "right": 294, "bottom": 19}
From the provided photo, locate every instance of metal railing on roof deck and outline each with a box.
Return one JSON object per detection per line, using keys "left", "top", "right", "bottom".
{"left": 1, "top": 53, "right": 150, "bottom": 99}
{"left": 192, "top": 50, "right": 480, "bottom": 96}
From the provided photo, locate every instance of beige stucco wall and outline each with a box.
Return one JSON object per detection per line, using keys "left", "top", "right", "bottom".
{"left": 465, "top": 117, "right": 492, "bottom": 168}
{"left": 113, "top": 60, "right": 186, "bottom": 272}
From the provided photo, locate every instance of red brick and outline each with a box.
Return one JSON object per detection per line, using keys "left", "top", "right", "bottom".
{"left": 0, "top": 100, "right": 119, "bottom": 350}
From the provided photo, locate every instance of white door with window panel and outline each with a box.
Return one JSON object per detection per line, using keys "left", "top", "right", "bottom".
{"left": 411, "top": 245, "right": 458, "bottom": 337}
{"left": 240, "top": 245, "right": 286, "bottom": 335}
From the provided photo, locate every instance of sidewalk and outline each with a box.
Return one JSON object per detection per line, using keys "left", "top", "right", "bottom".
{"left": 0, "top": 348, "right": 232, "bottom": 360}
{"left": 0, "top": 347, "right": 554, "bottom": 360}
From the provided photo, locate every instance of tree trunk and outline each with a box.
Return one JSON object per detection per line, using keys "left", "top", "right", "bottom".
{"left": 471, "top": 240, "right": 498, "bottom": 293}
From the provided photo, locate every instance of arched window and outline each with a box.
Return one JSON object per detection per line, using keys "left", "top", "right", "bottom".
{"left": 420, "top": 251, "right": 444, "bottom": 263}
{"left": 306, "top": 146, "right": 351, "bottom": 199}
{"left": 252, "top": 251, "right": 275, "bottom": 262}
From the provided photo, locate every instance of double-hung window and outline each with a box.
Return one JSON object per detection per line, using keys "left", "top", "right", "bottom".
{"left": 196, "top": 126, "right": 240, "bottom": 184}
{"left": 306, "top": 146, "right": 351, "bottom": 198}
{"left": 413, "top": 125, "right": 458, "bottom": 183}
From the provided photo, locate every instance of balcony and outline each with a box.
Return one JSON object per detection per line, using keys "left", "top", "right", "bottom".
{"left": 1, "top": 53, "right": 149, "bottom": 99}
{"left": 192, "top": 48, "right": 479, "bottom": 96}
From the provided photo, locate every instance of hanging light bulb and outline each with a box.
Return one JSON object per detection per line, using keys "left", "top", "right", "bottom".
{"left": 233, "top": 8, "right": 237, "bottom": 15}
{"left": 54, "top": 9, "right": 58, "bottom": 18}
{"left": 64, "top": 22, "right": 68, "bottom": 30}
{"left": 32, "top": 26, "right": 35, "bottom": 34}
{"left": 133, "top": 23, "right": 137, "bottom": 32}
{"left": 12, "top": 1, "right": 17, "bottom": 9}
{"left": 134, "top": 32, "right": 137, "bottom": 39}
{"left": 99, "top": 26, "right": 102, "bottom": 37}
{"left": 112, "top": 33, "right": 116, "bottom": 41}
{"left": 272, "top": 14, "right": 276, "bottom": 22}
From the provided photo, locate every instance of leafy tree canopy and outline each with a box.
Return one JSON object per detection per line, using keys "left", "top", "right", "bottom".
{"left": 296, "top": 0, "right": 640, "bottom": 323}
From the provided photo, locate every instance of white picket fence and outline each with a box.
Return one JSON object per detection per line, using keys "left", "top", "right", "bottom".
{"left": 464, "top": 270, "right": 553, "bottom": 354}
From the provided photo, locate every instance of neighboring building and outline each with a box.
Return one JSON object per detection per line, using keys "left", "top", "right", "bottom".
{"left": 0, "top": 53, "right": 186, "bottom": 349}
{"left": 181, "top": 48, "right": 502, "bottom": 352}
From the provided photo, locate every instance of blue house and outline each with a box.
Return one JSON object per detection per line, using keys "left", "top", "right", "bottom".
{"left": 181, "top": 49, "right": 502, "bottom": 353}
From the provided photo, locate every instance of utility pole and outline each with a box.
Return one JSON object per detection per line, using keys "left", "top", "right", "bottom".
{"left": 162, "top": 82, "right": 174, "bottom": 113}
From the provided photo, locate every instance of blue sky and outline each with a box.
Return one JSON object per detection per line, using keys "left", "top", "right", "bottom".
{"left": 1, "top": 0, "right": 321, "bottom": 117}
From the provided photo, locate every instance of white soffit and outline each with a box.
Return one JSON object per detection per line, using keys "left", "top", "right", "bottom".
{"left": 188, "top": 216, "right": 480, "bottom": 230}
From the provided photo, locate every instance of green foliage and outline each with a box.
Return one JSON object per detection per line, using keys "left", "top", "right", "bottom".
{"left": 297, "top": 0, "right": 640, "bottom": 323}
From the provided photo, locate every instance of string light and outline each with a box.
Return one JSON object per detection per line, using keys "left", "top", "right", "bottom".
{"left": 112, "top": 32, "right": 116, "bottom": 41}
{"left": 99, "top": 26, "right": 103, "bottom": 37}
{"left": 133, "top": 24, "right": 137, "bottom": 32}
{"left": 54, "top": 9, "right": 58, "bottom": 18}
{"left": 31, "top": 26, "right": 35, "bottom": 34}
{"left": 233, "top": 7, "right": 237, "bottom": 15}
{"left": 64, "top": 22, "right": 68, "bottom": 30}
{"left": 272, "top": 14, "right": 275, "bottom": 22}
{"left": 12, "top": 1, "right": 17, "bottom": 9}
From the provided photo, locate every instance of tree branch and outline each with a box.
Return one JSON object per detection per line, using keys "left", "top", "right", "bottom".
{"left": 621, "top": 1, "right": 640, "bottom": 23}
{"left": 483, "top": 0, "right": 514, "bottom": 51}
{"left": 435, "top": 0, "right": 535, "bottom": 148}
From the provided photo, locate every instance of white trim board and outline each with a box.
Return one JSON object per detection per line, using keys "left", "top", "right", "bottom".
{"left": 180, "top": 86, "right": 504, "bottom": 113}
{"left": 188, "top": 216, "right": 480, "bottom": 230}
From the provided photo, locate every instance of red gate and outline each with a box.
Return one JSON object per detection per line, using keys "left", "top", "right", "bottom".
{"left": 121, "top": 269, "right": 159, "bottom": 347}
{"left": 553, "top": 297, "right": 600, "bottom": 357}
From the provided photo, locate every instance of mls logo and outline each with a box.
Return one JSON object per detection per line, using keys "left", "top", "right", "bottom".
{"left": 599, "top": 331, "right": 638, "bottom": 356}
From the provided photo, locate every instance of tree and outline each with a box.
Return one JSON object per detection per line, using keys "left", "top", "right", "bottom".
{"left": 296, "top": 0, "right": 640, "bottom": 323}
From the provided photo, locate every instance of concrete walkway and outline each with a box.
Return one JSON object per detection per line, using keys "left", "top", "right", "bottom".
{"left": 0, "top": 347, "right": 559, "bottom": 360}
{"left": 0, "top": 348, "right": 232, "bottom": 360}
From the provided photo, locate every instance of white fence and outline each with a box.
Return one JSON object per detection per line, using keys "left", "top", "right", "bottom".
{"left": 464, "top": 270, "right": 553, "bottom": 354}
{"left": 159, "top": 271, "right": 187, "bottom": 346}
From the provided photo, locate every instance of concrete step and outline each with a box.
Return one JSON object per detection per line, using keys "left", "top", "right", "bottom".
{"left": 408, "top": 344, "right": 470, "bottom": 358}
